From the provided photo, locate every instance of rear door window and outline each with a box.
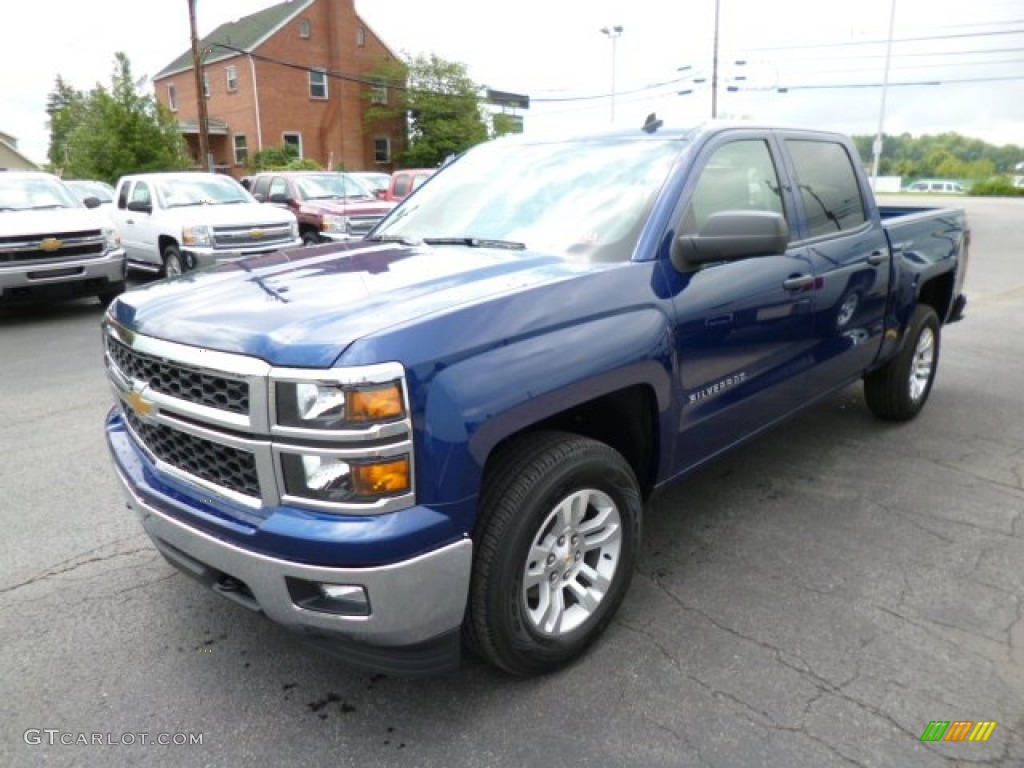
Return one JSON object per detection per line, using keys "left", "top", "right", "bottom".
{"left": 786, "top": 140, "right": 866, "bottom": 239}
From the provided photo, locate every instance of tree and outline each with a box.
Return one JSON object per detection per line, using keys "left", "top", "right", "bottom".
{"left": 46, "top": 76, "right": 85, "bottom": 172}
{"left": 46, "top": 53, "right": 189, "bottom": 183}
{"left": 852, "top": 131, "right": 1024, "bottom": 179}
{"left": 366, "top": 53, "right": 488, "bottom": 168}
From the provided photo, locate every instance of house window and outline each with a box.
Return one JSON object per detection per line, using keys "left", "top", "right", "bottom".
{"left": 283, "top": 132, "right": 303, "bottom": 159}
{"left": 371, "top": 85, "right": 388, "bottom": 105}
{"left": 225, "top": 65, "right": 238, "bottom": 93}
{"left": 167, "top": 84, "right": 178, "bottom": 111}
{"left": 202, "top": 71, "right": 210, "bottom": 98}
{"left": 233, "top": 135, "right": 247, "bottom": 165}
{"left": 309, "top": 68, "right": 328, "bottom": 99}
{"left": 357, "top": 27, "right": 366, "bottom": 47}
{"left": 374, "top": 137, "right": 391, "bottom": 164}
{"left": 299, "top": 19, "right": 310, "bottom": 39}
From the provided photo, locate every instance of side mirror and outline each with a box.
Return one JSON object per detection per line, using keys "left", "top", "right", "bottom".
{"left": 672, "top": 211, "right": 789, "bottom": 271}
{"left": 126, "top": 200, "right": 152, "bottom": 214}
{"left": 374, "top": 189, "right": 386, "bottom": 200}
{"left": 253, "top": 192, "right": 266, "bottom": 202}
{"left": 82, "top": 196, "right": 101, "bottom": 209}
{"left": 268, "top": 192, "right": 292, "bottom": 205}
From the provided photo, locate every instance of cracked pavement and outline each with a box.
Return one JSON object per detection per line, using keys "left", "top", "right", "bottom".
{"left": 1, "top": 197, "right": 1022, "bottom": 767}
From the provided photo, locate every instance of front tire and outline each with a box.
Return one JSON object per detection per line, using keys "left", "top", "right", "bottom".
{"left": 161, "top": 244, "right": 184, "bottom": 278}
{"left": 465, "top": 431, "right": 642, "bottom": 676}
{"left": 864, "top": 305, "right": 941, "bottom": 421}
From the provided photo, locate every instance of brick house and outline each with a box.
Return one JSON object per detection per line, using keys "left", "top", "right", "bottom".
{"left": 153, "top": 0, "right": 404, "bottom": 177}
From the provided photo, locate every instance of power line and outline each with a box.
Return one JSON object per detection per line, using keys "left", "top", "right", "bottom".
{"left": 742, "top": 27, "right": 1024, "bottom": 53}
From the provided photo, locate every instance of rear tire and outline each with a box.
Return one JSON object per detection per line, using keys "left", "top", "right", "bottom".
{"left": 864, "top": 305, "right": 940, "bottom": 421}
{"left": 465, "top": 431, "right": 642, "bottom": 676}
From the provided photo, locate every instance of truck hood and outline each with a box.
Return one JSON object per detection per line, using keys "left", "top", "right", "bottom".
{"left": 0, "top": 207, "right": 113, "bottom": 236}
{"left": 297, "top": 199, "right": 395, "bottom": 217}
{"left": 109, "top": 241, "right": 585, "bottom": 368}
{"left": 158, "top": 202, "right": 295, "bottom": 227}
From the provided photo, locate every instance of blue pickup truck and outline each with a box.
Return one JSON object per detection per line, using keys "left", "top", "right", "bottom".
{"left": 103, "top": 122, "right": 968, "bottom": 677}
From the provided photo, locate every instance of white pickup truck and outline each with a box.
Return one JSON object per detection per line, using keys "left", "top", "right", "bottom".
{"left": 0, "top": 171, "right": 125, "bottom": 306}
{"left": 110, "top": 172, "right": 301, "bottom": 276}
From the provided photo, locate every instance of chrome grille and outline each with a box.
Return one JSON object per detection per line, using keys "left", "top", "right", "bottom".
{"left": 212, "top": 223, "right": 294, "bottom": 250}
{"left": 106, "top": 336, "right": 249, "bottom": 415}
{"left": 0, "top": 230, "right": 105, "bottom": 264}
{"left": 347, "top": 214, "right": 385, "bottom": 236}
{"left": 124, "top": 410, "right": 260, "bottom": 498}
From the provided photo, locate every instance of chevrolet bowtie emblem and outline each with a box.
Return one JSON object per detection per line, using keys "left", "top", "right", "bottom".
{"left": 249, "top": 228, "right": 265, "bottom": 239}
{"left": 40, "top": 238, "right": 63, "bottom": 252}
{"left": 125, "top": 389, "right": 155, "bottom": 419}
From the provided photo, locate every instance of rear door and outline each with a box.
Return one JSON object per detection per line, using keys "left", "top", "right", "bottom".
{"left": 778, "top": 135, "right": 890, "bottom": 391}
{"left": 668, "top": 132, "right": 818, "bottom": 471}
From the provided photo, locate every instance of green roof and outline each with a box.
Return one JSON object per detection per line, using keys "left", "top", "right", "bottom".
{"left": 155, "top": 0, "right": 314, "bottom": 79}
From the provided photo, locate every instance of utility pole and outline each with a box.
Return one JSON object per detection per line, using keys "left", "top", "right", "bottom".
{"left": 871, "top": 0, "right": 898, "bottom": 189}
{"left": 188, "top": 0, "right": 212, "bottom": 171}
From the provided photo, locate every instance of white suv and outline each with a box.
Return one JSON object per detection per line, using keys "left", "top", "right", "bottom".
{"left": 0, "top": 172, "right": 125, "bottom": 306}
{"left": 905, "top": 180, "right": 966, "bottom": 194}
{"left": 111, "top": 172, "right": 301, "bottom": 276}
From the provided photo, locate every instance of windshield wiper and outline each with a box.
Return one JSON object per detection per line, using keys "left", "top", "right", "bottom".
{"left": 366, "top": 234, "right": 422, "bottom": 246}
{"left": 422, "top": 237, "right": 526, "bottom": 250}
{"left": 27, "top": 204, "right": 68, "bottom": 210}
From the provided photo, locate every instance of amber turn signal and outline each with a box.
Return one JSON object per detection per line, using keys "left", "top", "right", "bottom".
{"left": 351, "top": 457, "right": 410, "bottom": 496}
{"left": 347, "top": 383, "right": 404, "bottom": 422}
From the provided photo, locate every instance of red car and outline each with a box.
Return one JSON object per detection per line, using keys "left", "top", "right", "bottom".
{"left": 382, "top": 168, "right": 434, "bottom": 202}
{"left": 250, "top": 172, "right": 395, "bottom": 244}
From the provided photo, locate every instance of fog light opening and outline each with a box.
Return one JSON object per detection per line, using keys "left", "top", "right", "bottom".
{"left": 286, "top": 577, "right": 370, "bottom": 616}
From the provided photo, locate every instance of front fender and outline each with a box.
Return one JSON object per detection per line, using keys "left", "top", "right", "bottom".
{"left": 415, "top": 307, "right": 674, "bottom": 507}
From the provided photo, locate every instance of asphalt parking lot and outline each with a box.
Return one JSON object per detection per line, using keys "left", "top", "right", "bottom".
{"left": 1, "top": 196, "right": 1022, "bottom": 767}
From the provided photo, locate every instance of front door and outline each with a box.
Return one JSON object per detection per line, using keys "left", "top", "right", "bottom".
{"left": 668, "top": 134, "right": 817, "bottom": 474}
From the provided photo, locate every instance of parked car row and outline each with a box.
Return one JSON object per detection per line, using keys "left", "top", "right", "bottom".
{"left": 0, "top": 167, "right": 439, "bottom": 307}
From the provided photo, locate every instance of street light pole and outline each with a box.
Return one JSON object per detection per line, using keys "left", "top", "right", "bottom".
{"left": 600, "top": 25, "right": 623, "bottom": 123}
{"left": 711, "top": 0, "right": 721, "bottom": 118}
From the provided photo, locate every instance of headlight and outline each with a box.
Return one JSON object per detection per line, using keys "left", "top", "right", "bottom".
{"left": 321, "top": 215, "right": 350, "bottom": 234}
{"left": 275, "top": 380, "right": 405, "bottom": 430}
{"left": 280, "top": 453, "right": 411, "bottom": 504}
{"left": 102, "top": 227, "right": 120, "bottom": 251}
{"left": 182, "top": 224, "right": 213, "bottom": 246}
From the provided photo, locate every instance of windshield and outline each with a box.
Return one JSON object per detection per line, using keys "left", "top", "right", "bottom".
{"left": 66, "top": 180, "right": 115, "bottom": 204}
{"left": 157, "top": 176, "right": 252, "bottom": 207}
{"left": 0, "top": 176, "right": 82, "bottom": 211}
{"left": 372, "top": 136, "right": 683, "bottom": 261}
{"left": 352, "top": 173, "right": 390, "bottom": 192}
{"left": 294, "top": 173, "right": 375, "bottom": 201}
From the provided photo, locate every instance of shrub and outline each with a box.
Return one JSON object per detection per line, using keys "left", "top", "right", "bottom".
{"left": 971, "top": 177, "right": 1024, "bottom": 196}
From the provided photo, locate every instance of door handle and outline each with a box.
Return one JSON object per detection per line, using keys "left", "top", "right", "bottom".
{"left": 125, "top": 219, "right": 134, "bottom": 225}
{"left": 783, "top": 274, "right": 815, "bottom": 291}
{"left": 867, "top": 250, "right": 888, "bottom": 266}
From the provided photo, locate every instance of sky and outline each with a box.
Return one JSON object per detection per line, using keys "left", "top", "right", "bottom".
{"left": 3, "top": 0, "right": 1023, "bottom": 165}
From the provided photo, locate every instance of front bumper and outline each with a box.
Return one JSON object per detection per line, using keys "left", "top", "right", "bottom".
{"left": 0, "top": 248, "right": 125, "bottom": 304}
{"left": 108, "top": 419, "right": 472, "bottom": 676}
{"left": 183, "top": 238, "right": 303, "bottom": 269}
